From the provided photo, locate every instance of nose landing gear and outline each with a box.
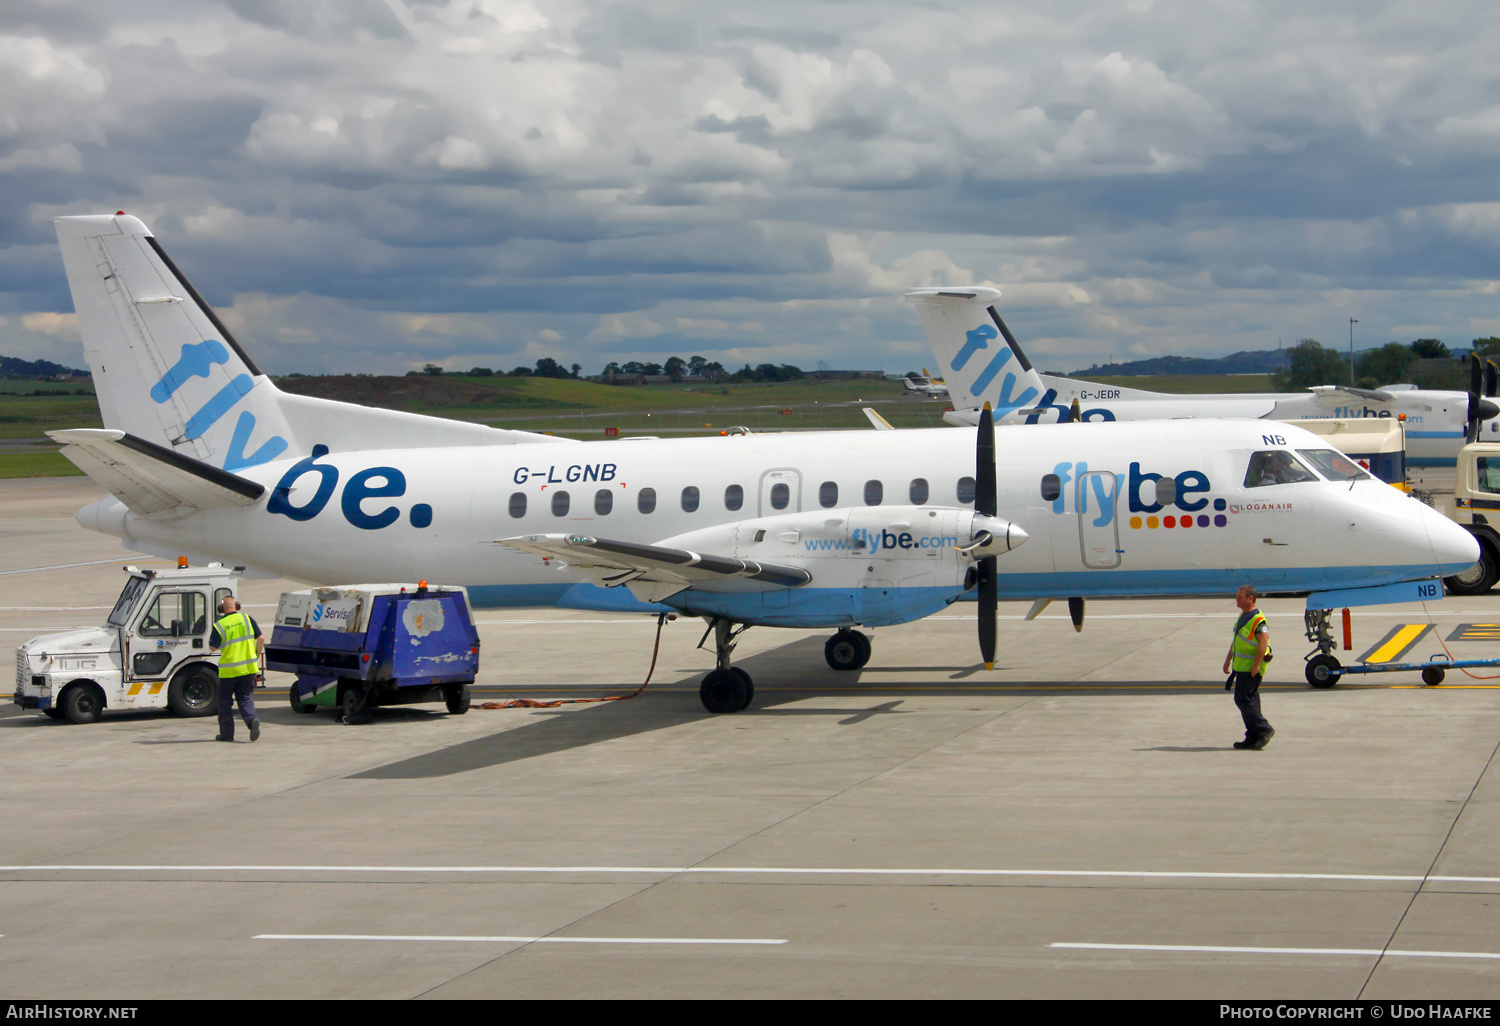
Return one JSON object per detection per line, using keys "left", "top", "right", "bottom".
{"left": 698, "top": 617, "right": 754, "bottom": 713}
{"left": 1303, "top": 609, "right": 1343, "bottom": 688}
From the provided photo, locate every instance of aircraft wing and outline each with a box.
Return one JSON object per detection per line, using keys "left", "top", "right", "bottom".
{"left": 49, "top": 428, "right": 265, "bottom": 518}
{"left": 1310, "top": 385, "right": 1393, "bottom": 403}
{"left": 498, "top": 533, "right": 812, "bottom": 603}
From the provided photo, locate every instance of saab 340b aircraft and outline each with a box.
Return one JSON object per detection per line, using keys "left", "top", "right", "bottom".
{"left": 915, "top": 287, "right": 1500, "bottom": 468}
{"left": 46, "top": 215, "right": 1478, "bottom": 711}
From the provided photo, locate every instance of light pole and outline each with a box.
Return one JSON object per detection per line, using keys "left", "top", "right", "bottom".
{"left": 1349, "top": 318, "right": 1358, "bottom": 384}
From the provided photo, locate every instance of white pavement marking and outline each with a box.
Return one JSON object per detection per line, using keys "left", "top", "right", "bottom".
{"left": 5, "top": 864, "right": 1498, "bottom": 884}
{"left": 256, "top": 933, "right": 786, "bottom": 945}
{"left": 1053, "top": 942, "right": 1500, "bottom": 961}
{"left": 0, "top": 558, "right": 152, "bottom": 577}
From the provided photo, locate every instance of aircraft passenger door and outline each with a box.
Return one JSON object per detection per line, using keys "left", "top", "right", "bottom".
{"left": 1077, "top": 472, "right": 1122, "bottom": 569}
{"left": 759, "top": 468, "right": 802, "bottom": 516}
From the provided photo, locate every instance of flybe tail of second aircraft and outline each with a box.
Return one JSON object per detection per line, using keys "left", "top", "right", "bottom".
{"left": 903, "top": 288, "right": 1045, "bottom": 418}
{"left": 54, "top": 214, "right": 564, "bottom": 476}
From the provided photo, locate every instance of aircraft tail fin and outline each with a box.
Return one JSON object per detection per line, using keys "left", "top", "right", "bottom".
{"left": 54, "top": 214, "right": 567, "bottom": 476}
{"left": 903, "top": 288, "right": 1045, "bottom": 417}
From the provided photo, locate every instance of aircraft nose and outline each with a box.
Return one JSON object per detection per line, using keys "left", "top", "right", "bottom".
{"left": 1423, "top": 504, "right": 1480, "bottom": 575}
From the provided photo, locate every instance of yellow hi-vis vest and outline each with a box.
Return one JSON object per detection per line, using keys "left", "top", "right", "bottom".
{"left": 1230, "top": 611, "right": 1268, "bottom": 673}
{"left": 215, "top": 611, "right": 259, "bottom": 678}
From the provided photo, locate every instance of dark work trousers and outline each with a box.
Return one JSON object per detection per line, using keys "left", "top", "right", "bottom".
{"left": 1231, "top": 671, "right": 1272, "bottom": 741}
{"left": 218, "top": 675, "right": 258, "bottom": 739}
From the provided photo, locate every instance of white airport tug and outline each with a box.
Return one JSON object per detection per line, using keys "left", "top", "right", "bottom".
{"left": 14, "top": 561, "right": 242, "bottom": 724}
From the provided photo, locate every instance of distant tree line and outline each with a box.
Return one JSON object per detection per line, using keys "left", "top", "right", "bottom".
{"left": 1271, "top": 337, "right": 1488, "bottom": 391}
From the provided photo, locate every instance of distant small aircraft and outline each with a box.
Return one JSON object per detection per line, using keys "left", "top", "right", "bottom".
{"left": 887, "top": 369, "right": 948, "bottom": 398}
{"left": 908, "top": 287, "right": 1500, "bottom": 467}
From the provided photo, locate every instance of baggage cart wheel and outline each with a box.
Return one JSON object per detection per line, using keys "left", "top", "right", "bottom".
{"left": 60, "top": 682, "right": 105, "bottom": 724}
{"left": 1422, "top": 666, "right": 1446, "bottom": 686}
{"left": 341, "top": 683, "right": 371, "bottom": 725}
{"left": 288, "top": 682, "right": 316, "bottom": 714}
{"left": 1305, "top": 654, "right": 1343, "bottom": 689}
{"left": 445, "top": 682, "right": 471, "bottom": 715}
{"left": 168, "top": 663, "right": 219, "bottom": 717}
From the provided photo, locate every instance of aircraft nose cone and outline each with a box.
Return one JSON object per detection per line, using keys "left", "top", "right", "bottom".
{"left": 1425, "top": 505, "right": 1480, "bottom": 574}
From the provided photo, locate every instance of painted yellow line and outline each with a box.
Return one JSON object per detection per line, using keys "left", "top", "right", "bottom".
{"left": 1365, "top": 624, "right": 1430, "bottom": 664}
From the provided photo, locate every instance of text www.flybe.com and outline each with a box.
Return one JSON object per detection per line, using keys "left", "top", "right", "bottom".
{"left": 805, "top": 529, "right": 960, "bottom": 552}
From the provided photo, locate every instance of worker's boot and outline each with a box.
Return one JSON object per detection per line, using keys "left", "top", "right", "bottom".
{"left": 248, "top": 718, "right": 261, "bottom": 742}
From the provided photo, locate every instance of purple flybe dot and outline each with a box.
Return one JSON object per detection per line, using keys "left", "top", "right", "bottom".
{"left": 1214, "top": 515, "right": 1227, "bottom": 527}
{"left": 1198, "top": 515, "right": 1210, "bottom": 527}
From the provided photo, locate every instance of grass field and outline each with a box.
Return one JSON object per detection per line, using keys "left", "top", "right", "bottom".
{"left": 1071, "top": 373, "right": 1277, "bottom": 393}
{"left": 0, "top": 452, "right": 83, "bottom": 477}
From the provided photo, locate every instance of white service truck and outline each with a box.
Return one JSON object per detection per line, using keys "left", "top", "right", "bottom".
{"left": 14, "top": 562, "right": 242, "bottom": 724}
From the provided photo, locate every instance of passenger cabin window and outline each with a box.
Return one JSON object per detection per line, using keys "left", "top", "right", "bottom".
{"left": 595, "top": 489, "right": 613, "bottom": 515}
{"left": 1478, "top": 457, "right": 1500, "bottom": 495}
{"left": 909, "top": 478, "right": 929, "bottom": 504}
{"left": 508, "top": 492, "right": 527, "bottom": 518}
{"left": 139, "top": 591, "right": 207, "bottom": 637}
{"left": 552, "top": 490, "right": 570, "bottom": 516}
{"left": 1244, "top": 451, "right": 1317, "bottom": 488}
{"left": 638, "top": 488, "right": 656, "bottom": 514}
{"left": 770, "top": 482, "right": 790, "bottom": 510}
{"left": 1155, "top": 477, "right": 1177, "bottom": 506}
{"left": 681, "top": 486, "right": 700, "bottom": 512}
{"left": 957, "top": 477, "right": 977, "bottom": 504}
{"left": 819, "top": 481, "right": 839, "bottom": 508}
{"left": 1298, "top": 449, "right": 1370, "bottom": 483}
{"left": 1040, "top": 474, "right": 1061, "bottom": 502}
{"left": 864, "top": 480, "right": 883, "bottom": 506}
{"left": 725, "top": 484, "right": 744, "bottom": 511}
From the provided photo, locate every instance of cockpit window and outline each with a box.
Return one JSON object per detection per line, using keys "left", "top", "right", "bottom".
{"left": 1297, "top": 449, "right": 1370, "bottom": 483}
{"left": 1244, "top": 450, "right": 1318, "bottom": 488}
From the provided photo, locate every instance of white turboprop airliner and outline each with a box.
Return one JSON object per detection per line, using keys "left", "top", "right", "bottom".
{"left": 45, "top": 215, "right": 1478, "bottom": 709}
{"left": 912, "top": 287, "right": 1500, "bottom": 468}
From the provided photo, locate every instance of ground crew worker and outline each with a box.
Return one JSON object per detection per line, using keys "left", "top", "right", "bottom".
{"left": 1222, "top": 584, "right": 1274, "bottom": 749}
{"left": 209, "top": 595, "right": 264, "bottom": 743}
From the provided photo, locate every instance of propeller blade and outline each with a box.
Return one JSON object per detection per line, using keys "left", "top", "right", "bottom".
{"left": 1068, "top": 596, "right": 1085, "bottom": 633}
{"left": 1469, "top": 392, "right": 1484, "bottom": 444}
{"left": 1488, "top": 358, "right": 1498, "bottom": 398}
{"left": 977, "top": 403, "right": 997, "bottom": 518}
{"left": 1471, "top": 353, "right": 1484, "bottom": 397}
{"left": 1068, "top": 397, "right": 1082, "bottom": 423}
{"left": 978, "top": 557, "right": 997, "bottom": 670}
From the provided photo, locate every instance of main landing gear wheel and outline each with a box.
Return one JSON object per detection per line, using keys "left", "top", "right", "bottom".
{"left": 700, "top": 667, "right": 753, "bottom": 714}
{"left": 1422, "top": 666, "right": 1447, "bottom": 686}
{"left": 824, "top": 629, "right": 871, "bottom": 671}
{"left": 1305, "top": 654, "right": 1343, "bottom": 688}
{"left": 697, "top": 618, "right": 753, "bottom": 713}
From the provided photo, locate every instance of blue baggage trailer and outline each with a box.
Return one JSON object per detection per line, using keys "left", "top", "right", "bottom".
{"left": 266, "top": 583, "right": 479, "bottom": 724}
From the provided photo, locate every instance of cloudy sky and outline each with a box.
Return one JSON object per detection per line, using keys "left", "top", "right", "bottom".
{"left": 2, "top": 0, "right": 1498, "bottom": 375}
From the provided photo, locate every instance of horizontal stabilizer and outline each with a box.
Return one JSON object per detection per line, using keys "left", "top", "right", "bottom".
{"left": 49, "top": 428, "right": 264, "bottom": 518}
{"left": 498, "top": 532, "right": 812, "bottom": 601}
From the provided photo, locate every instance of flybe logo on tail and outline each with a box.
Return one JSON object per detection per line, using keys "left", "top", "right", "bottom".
{"left": 149, "top": 340, "right": 288, "bottom": 472}
{"left": 948, "top": 323, "right": 1039, "bottom": 416}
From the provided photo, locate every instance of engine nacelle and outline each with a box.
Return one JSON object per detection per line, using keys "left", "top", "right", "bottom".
{"left": 661, "top": 504, "right": 1027, "bottom": 592}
